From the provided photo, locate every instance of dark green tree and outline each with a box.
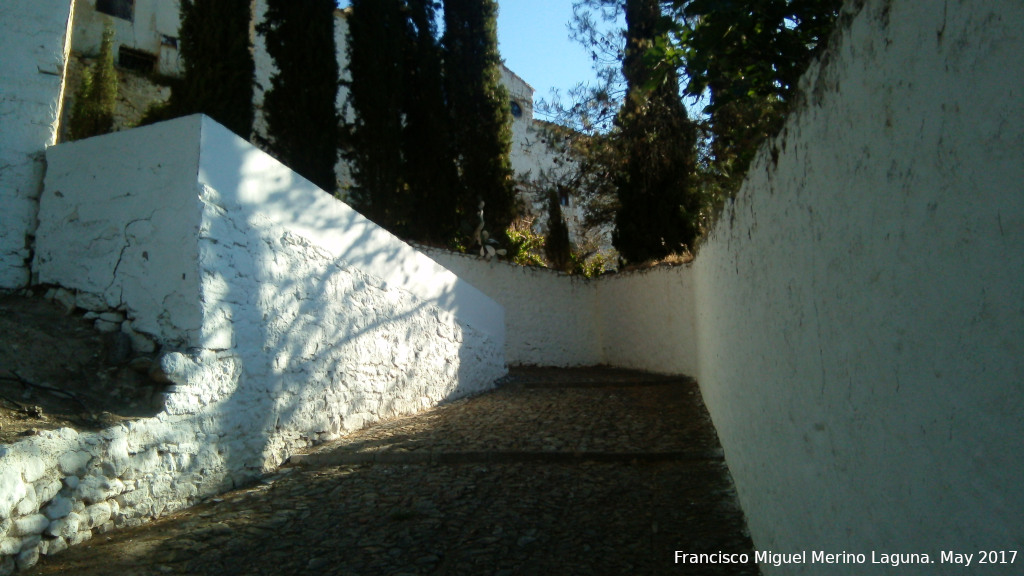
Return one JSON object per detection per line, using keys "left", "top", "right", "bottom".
{"left": 171, "top": 0, "right": 254, "bottom": 138}
{"left": 611, "top": 0, "right": 699, "bottom": 263}
{"left": 401, "top": 0, "right": 461, "bottom": 244}
{"left": 442, "top": 0, "right": 516, "bottom": 240}
{"left": 258, "top": 0, "right": 340, "bottom": 193}
{"left": 345, "top": 0, "right": 409, "bottom": 231}
{"left": 68, "top": 25, "right": 118, "bottom": 141}
{"left": 544, "top": 190, "right": 572, "bottom": 272}
{"left": 665, "top": 0, "right": 842, "bottom": 198}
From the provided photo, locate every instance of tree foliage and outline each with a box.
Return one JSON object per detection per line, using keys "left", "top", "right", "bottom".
{"left": 69, "top": 25, "right": 118, "bottom": 141}
{"left": 544, "top": 191, "right": 573, "bottom": 272}
{"left": 258, "top": 0, "right": 340, "bottom": 193}
{"left": 346, "top": 0, "right": 511, "bottom": 247}
{"left": 612, "top": 0, "right": 699, "bottom": 263}
{"left": 345, "top": 0, "right": 408, "bottom": 230}
{"left": 402, "top": 0, "right": 462, "bottom": 244}
{"left": 171, "top": 0, "right": 254, "bottom": 138}
{"left": 664, "top": 0, "right": 842, "bottom": 198}
{"left": 442, "top": 0, "right": 516, "bottom": 239}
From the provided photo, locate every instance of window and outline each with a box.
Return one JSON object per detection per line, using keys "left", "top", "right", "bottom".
{"left": 119, "top": 45, "right": 156, "bottom": 73}
{"left": 510, "top": 100, "right": 523, "bottom": 119}
{"left": 96, "top": 0, "right": 134, "bottom": 21}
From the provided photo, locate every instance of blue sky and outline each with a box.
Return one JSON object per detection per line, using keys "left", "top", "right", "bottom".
{"left": 335, "top": 1, "right": 613, "bottom": 114}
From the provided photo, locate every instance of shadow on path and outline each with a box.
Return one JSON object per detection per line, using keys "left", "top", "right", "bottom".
{"left": 24, "top": 367, "right": 760, "bottom": 576}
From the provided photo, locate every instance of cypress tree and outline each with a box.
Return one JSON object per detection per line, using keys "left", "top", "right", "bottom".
{"left": 345, "top": 0, "right": 408, "bottom": 231}
{"left": 544, "top": 190, "right": 572, "bottom": 272}
{"left": 402, "top": 0, "right": 461, "bottom": 244}
{"left": 69, "top": 25, "right": 118, "bottom": 141}
{"left": 258, "top": 0, "right": 340, "bottom": 193}
{"left": 173, "top": 0, "right": 254, "bottom": 138}
{"left": 612, "top": 0, "right": 698, "bottom": 264}
{"left": 442, "top": 0, "right": 516, "bottom": 240}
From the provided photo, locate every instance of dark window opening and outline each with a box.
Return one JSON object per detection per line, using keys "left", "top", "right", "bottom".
{"left": 118, "top": 45, "right": 156, "bottom": 73}
{"left": 161, "top": 35, "right": 178, "bottom": 49}
{"left": 96, "top": 0, "right": 134, "bottom": 21}
{"left": 510, "top": 100, "right": 523, "bottom": 119}
{"left": 558, "top": 186, "right": 570, "bottom": 207}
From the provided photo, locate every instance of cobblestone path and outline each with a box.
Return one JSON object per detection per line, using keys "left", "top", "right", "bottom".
{"left": 24, "top": 367, "right": 760, "bottom": 575}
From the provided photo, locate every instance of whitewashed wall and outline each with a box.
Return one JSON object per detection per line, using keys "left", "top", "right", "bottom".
{"left": 0, "top": 0, "right": 73, "bottom": 289}
{"left": 594, "top": 267, "right": 698, "bottom": 375}
{"left": 422, "top": 248, "right": 602, "bottom": 367}
{"left": 3, "top": 114, "right": 506, "bottom": 572}
{"left": 691, "top": 0, "right": 1024, "bottom": 573}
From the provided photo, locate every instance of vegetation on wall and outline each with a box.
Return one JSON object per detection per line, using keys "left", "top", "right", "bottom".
{"left": 258, "top": 0, "right": 340, "bottom": 194}
{"left": 662, "top": 0, "right": 843, "bottom": 216}
{"left": 68, "top": 25, "right": 118, "bottom": 141}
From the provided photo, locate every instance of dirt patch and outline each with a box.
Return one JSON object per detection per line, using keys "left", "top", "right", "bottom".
{"left": 0, "top": 291, "right": 166, "bottom": 445}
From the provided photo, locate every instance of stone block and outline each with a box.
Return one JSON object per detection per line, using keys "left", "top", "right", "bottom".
{"left": 0, "top": 470, "right": 27, "bottom": 518}
{"left": 58, "top": 451, "right": 91, "bottom": 476}
{"left": 42, "top": 496, "right": 73, "bottom": 520}
{"left": 45, "top": 512, "right": 80, "bottom": 540}
{"left": 14, "top": 483, "right": 36, "bottom": 516}
{"left": 15, "top": 545, "right": 39, "bottom": 571}
{"left": 0, "top": 537, "right": 20, "bottom": 555}
{"left": 11, "top": 515, "right": 48, "bottom": 537}
{"left": 39, "top": 536, "right": 67, "bottom": 556}
{"left": 83, "top": 502, "right": 111, "bottom": 529}
{"left": 33, "top": 478, "right": 62, "bottom": 506}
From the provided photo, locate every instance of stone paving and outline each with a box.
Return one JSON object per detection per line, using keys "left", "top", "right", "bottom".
{"left": 22, "top": 367, "right": 760, "bottom": 576}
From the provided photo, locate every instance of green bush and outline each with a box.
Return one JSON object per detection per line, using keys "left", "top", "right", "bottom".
{"left": 68, "top": 25, "right": 118, "bottom": 141}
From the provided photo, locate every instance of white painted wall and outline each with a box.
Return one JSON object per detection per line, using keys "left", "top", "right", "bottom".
{"left": 422, "top": 247, "right": 602, "bottom": 367}
{"left": 595, "top": 267, "right": 698, "bottom": 375}
{"left": 0, "top": 0, "right": 73, "bottom": 289}
{"left": 6, "top": 113, "right": 507, "bottom": 571}
{"left": 691, "top": 0, "right": 1024, "bottom": 572}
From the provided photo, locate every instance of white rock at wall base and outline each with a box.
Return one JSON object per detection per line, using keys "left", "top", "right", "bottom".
{"left": 34, "top": 478, "right": 62, "bottom": 506}
{"left": 39, "top": 536, "right": 68, "bottom": 556}
{"left": 15, "top": 545, "right": 39, "bottom": 570}
{"left": 58, "top": 451, "right": 91, "bottom": 476}
{"left": 11, "top": 515, "right": 48, "bottom": 538}
{"left": 45, "top": 512, "right": 80, "bottom": 540}
{"left": 14, "top": 483, "right": 36, "bottom": 516}
{"left": 42, "top": 496, "right": 73, "bottom": 521}
{"left": 74, "top": 291, "right": 107, "bottom": 312}
{"left": 0, "top": 537, "right": 20, "bottom": 555}
{"left": 0, "top": 471, "right": 27, "bottom": 518}
{"left": 83, "top": 502, "right": 111, "bottom": 529}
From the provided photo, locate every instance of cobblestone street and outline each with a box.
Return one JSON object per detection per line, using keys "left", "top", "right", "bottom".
{"left": 23, "top": 367, "right": 760, "bottom": 575}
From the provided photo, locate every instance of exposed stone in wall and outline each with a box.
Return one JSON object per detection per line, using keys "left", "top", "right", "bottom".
{"left": 0, "top": 0, "right": 73, "bottom": 289}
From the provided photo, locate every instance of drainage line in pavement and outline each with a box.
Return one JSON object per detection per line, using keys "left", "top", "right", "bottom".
{"left": 289, "top": 449, "right": 724, "bottom": 467}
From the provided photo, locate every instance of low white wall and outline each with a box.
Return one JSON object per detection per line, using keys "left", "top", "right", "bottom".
{"left": 3, "top": 114, "right": 505, "bottom": 572}
{"left": 0, "top": 0, "right": 73, "bottom": 289}
{"left": 422, "top": 248, "right": 602, "bottom": 367}
{"left": 594, "top": 267, "right": 698, "bottom": 375}
{"left": 692, "top": 0, "right": 1024, "bottom": 572}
